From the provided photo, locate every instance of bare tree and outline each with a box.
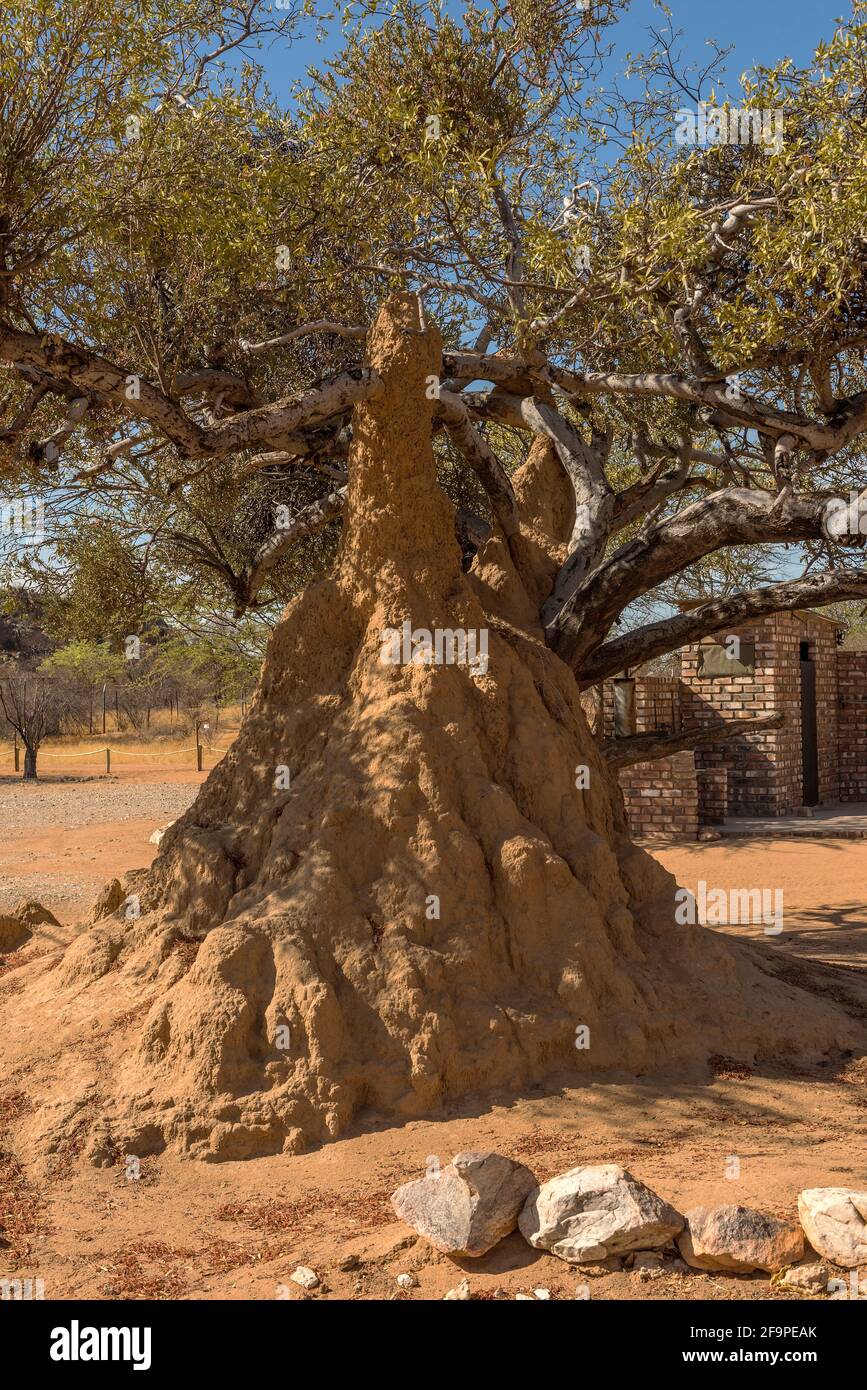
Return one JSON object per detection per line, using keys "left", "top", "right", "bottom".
{"left": 0, "top": 671, "right": 65, "bottom": 778}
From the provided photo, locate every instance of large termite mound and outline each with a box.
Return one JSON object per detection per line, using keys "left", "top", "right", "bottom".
{"left": 6, "top": 295, "right": 865, "bottom": 1164}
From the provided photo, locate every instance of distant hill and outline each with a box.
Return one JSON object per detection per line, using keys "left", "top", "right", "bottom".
{"left": 0, "top": 590, "right": 55, "bottom": 666}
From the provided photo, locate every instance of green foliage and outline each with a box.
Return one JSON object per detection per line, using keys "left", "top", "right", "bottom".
{"left": 27, "top": 524, "right": 160, "bottom": 644}
{"left": 2, "top": 0, "right": 867, "bottom": 634}
{"left": 40, "top": 639, "right": 124, "bottom": 688}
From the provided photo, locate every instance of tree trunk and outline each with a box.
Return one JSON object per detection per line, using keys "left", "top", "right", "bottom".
{"left": 10, "top": 295, "right": 866, "bottom": 1166}
{"left": 22, "top": 745, "right": 37, "bottom": 780}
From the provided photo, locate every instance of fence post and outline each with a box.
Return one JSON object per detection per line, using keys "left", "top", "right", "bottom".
{"left": 105, "top": 748, "right": 111, "bottom": 776}
{"left": 13, "top": 737, "right": 19, "bottom": 772}
{"left": 197, "top": 741, "right": 203, "bottom": 772}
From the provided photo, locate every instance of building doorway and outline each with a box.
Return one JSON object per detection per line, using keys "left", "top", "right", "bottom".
{"left": 800, "top": 640, "right": 819, "bottom": 805}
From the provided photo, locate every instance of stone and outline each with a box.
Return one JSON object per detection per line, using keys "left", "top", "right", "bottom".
{"left": 779, "top": 1262, "right": 831, "bottom": 1293}
{"left": 396, "top": 1272, "right": 418, "bottom": 1289}
{"left": 533, "top": 1287, "right": 551, "bottom": 1299}
{"left": 443, "top": 1277, "right": 470, "bottom": 1300}
{"left": 632, "top": 1250, "right": 665, "bottom": 1271}
{"left": 677, "top": 1204, "right": 804, "bottom": 1273}
{"left": 518, "top": 1164, "right": 684, "bottom": 1264}
{"left": 515, "top": 1293, "right": 535, "bottom": 1300}
{"left": 91, "top": 879, "right": 126, "bottom": 920}
{"left": 290, "top": 1265, "right": 320, "bottom": 1289}
{"left": 338, "top": 1253, "right": 360, "bottom": 1272}
{"left": 391, "top": 1150, "right": 536, "bottom": 1256}
{"left": 798, "top": 1188, "right": 867, "bottom": 1267}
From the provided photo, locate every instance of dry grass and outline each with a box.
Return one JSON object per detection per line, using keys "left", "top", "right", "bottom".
{"left": 0, "top": 1095, "right": 50, "bottom": 1266}
{"left": 97, "top": 1241, "right": 194, "bottom": 1299}
{"left": 216, "top": 1197, "right": 316, "bottom": 1233}
{"left": 0, "top": 706, "right": 243, "bottom": 774}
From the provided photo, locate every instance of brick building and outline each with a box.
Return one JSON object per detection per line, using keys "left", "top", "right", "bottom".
{"left": 604, "top": 609, "right": 867, "bottom": 836}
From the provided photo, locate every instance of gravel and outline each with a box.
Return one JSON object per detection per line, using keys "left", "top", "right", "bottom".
{"left": 0, "top": 781, "right": 198, "bottom": 830}
{"left": 0, "top": 872, "right": 103, "bottom": 908}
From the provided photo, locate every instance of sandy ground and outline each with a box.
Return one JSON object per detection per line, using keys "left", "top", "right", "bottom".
{"left": 650, "top": 835, "right": 867, "bottom": 970}
{"left": 0, "top": 787, "right": 865, "bottom": 1301}
{"left": 0, "top": 775, "right": 203, "bottom": 918}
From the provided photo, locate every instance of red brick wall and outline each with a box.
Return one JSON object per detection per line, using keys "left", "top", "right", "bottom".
{"left": 616, "top": 750, "right": 699, "bottom": 837}
{"left": 602, "top": 677, "right": 695, "bottom": 835}
{"left": 602, "top": 676, "right": 680, "bottom": 738}
{"left": 604, "top": 616, "right": 854, "bottom": 834}
{"left": 679, "top": 612, "right": 839, "bottom": 816}
{"left": 838, "top": 651, "right": 867, "bottom": 801}
{"left": 770, "top": 611, "right": 840, "bottom": 810}
{"left": 680, "top": 620, "right": 781, "bottom": 816}
{"left": 697, "top": 765, "right": 728, "bottom": 824}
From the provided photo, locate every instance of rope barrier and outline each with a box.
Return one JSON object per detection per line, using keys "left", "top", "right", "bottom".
{"left": 1, "top": 741, "right": 234, "bottom": 767}
{"left": 107, "top": 745, "right": 201, "bottom": 757}
{"left": 38, "top": 748, "right": 109, "bottom": 759}
{"left": 38, "top": 745, "right": 200, "bottom": 759}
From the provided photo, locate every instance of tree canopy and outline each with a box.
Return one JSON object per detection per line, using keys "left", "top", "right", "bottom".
{"left": 2, "top": 0, "right": 867, "bottom": 678}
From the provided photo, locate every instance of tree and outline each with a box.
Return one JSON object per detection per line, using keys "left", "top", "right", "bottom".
{"left": 40, "top": 640, "right": 124, "bottom": 733}
{"left": 1, "top": 1, "right": 865, "bottom": 1160}
{"left": 0, "top": 671, "right": 66, "bottom": 778}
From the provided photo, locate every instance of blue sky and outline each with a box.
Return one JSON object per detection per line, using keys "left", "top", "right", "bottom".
{"left": 259, "top": 0, "right": 844, "bottom": 96}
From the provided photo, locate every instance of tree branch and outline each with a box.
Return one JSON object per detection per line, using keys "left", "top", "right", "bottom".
{"left": 239, "top": 322, "right": 368, "bottom": 354}
{"left": 436, "top": 389, "right": 520, "bottom": 537}
{"left": 603, "top": 712, "right": 784, "bottom": 769}
{"left": 551, "top": 486, "right": 865, "bottom": 669}
{"left": 233, "top": 486, "right": 347, "bottom": 615}
{"left": 579, "top": 568, "right": 867, "bottom": 686}
{"left": 444, "top": 351, "right": 867, "bottom": 452}
{"left": 0, "top": 322, "right": 382, "bottom": 460}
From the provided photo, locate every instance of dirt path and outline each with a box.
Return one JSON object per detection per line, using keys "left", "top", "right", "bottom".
{"left": 0, "top": 778, "right": 201, "bottom": 919}
{"left": 650, "top": 836, "right": 867, "bottom": 969}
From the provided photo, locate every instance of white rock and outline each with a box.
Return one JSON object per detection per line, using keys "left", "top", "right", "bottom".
{"left": 798, "top": 1188, "right": 867, "bottom": 1267}
{"left": 391, "top": 1150, "right": 536, "bottom": 1256}
{"left": 533, "top": 1287, "right": 551, "bottom": 1299}
{"left": 678, "top": 1204, "right": 804, "bottom": 1273}
{"left": 396, "top": 1272, "right": 418, "bottom": 1290}
{"left": 290, "top": 1265, "right": 320, "bottom": 1289}
{"left": 443, "top": 1277, "right": 470, "bottom": 1300}
{"left": 149, "top": 819, "right": 175, "bottom": 845}
{"left": 779, "top": 1262, "right": 831, "bottom": 1293}
{"left": 515, "top": 1292, "right": 535, "bottom": 1300}
{"left": 519, "top": 1164, "right": 684, "bottom": 1264}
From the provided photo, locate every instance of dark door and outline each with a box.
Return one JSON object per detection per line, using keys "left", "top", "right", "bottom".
{"left": 800, "top": 652, "right": 819, "bottom": 806}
